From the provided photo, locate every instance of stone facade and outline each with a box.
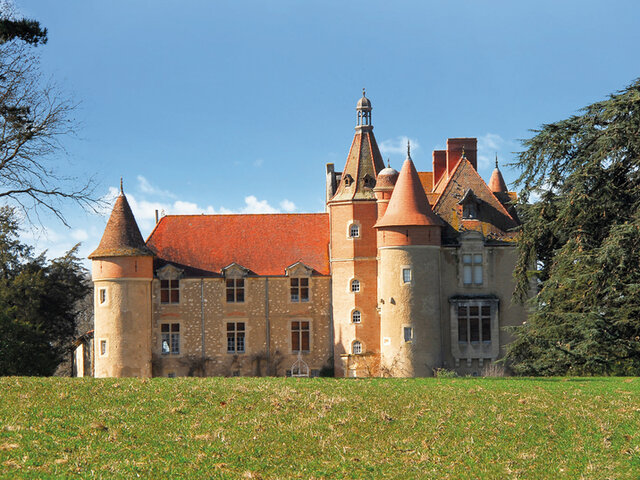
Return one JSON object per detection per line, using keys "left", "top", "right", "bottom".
{"left": 88, "top": 92, "right": 527, "bottom": 378}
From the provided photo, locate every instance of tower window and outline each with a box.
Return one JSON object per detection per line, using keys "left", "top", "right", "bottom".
{"left": 402, "top": 268, "right": 412, "bottom": 284}
{"left": 352, "top": 340, "right": 362, "bottom": 355}
{"left": 350, "top": 279, "right": 360, "bottom": 293}
{"left": 226, "top": 278, "right": 245, "bottom": 303}
{"left": 344, "top": 174, "right": 354, "bottom": 187}
{"left": 99, "top": 339, "right": 107, "bottom": 357}
{"left": 352, "top": 310, "right": 361, "bottom": 323}
{"left": 99, "top": 288, "right": 107, "bottom": 304}
{"left": 363, "top": 174, "right": 375, "bottom": 188}
{"left": 161, "top": 323, "right": 180, "bottom": 355}
{"left": 404, "top": 327, "right": 413, "bottom": 342}
{"left": 463, "top": 254, "right": 483, "bottom": 285}
{"left": 227, "top": 322, "right": 245, "bottom": 354}
{"left": 290, "top": 277, "right": 309, "bottom": 302}
{"left": 291, "top": 321, "right": 310, "bottom": 353}
{"left": 349, "top": 224, "right": 359, "bottom": 238}
{"left": 160, "top": 279, "right": 179, "bottom": 304}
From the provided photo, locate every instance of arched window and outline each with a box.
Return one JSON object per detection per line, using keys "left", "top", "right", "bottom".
{"left": 349, "top": 224, "right": 359, "bottom": 238}
{"left": 350, "top": 279, "right": 360, "bottom": 292}
{"left": 352, "top": 310, "right": 361, "bottom": 323}
{"left": 352, "top": 340, "right": 362, "bottom": 355}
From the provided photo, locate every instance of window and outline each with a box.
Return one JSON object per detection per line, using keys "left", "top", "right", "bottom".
{"left": 402, "top": 268, "right": 412, "bottom": 284}
{"left": 290, "top": 277, "right": 309, "bottom": 302}
{"left": 161, "top": 279, "right": 179, "bottom": 304}
{"left": 463, "top": 202, "right": 477, "bottom": 219}
{"left": 351, "top": 279, "right": 360, "bottom": 293}
{"left": 352, "top": 340, "right": 362, "bottom": 355}
{"left": 363, "top": 174, "right": 375, "bottom": 188}
{"left": 99, "top": 288, "right": 106, "bottom": 304}
{"left": 457, "top": 305, "right": 491, "bottom": 344}
{"left": 349, "top": 224, "right": 359, "bottom": 238}
{"left": 291, "top": 321, "right": 310, "bottom": 353}
{"left": 226, "top": 278, "right": 245, "bottom": 303}
{"left": 167, "top": 372, "right": 176, "bottom": 378}
{"left": 99, "top": 339, "right": 107, "bottom": 357}
{"left": 352, "top": 310, "right": 361, "bottom": 323}
{"left": 463, "top": 254, "right": 483, "bottom": 285}
{"left": 404, "top": 327, "right": 413, "bottom": 342}
{"left": 227, "top": 322, "right": 245, "bottom": 353}
{"left": 161, "top": 323, "right": 180, "bottom": 354}
{"left": 344, "top": 174, "right": 354, "bottom": 186}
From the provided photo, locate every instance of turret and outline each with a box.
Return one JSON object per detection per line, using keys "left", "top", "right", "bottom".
{"left": 488, "top": 155, "right": 508, "bottom": 193}
{"left": 328, "top": 90, "right": 385, "bottom": 377}
{"left": 375, "top": 145, "right": 443, "bottom": 376}
{"left": 88, "top": 180, "right": 154, "bottom": 377}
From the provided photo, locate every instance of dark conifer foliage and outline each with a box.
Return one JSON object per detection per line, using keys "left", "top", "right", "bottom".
{"left": 0, "top": 206, "right": 89, "bottom": 375}
{"left": 0, "top": 17, "right": 47, "bottom": 45}
{"left": 507, "top": 79, "right": 640, "bottom": 375}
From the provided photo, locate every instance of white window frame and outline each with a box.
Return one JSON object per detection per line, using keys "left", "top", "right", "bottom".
{"left": 98, "top": 338, "right": 108, "bottom": 357}
{"left": 350, "top": 279, "right": 360, "bottom": 293}
{"left": 402, "top": 268, "right": 412, "bottom": 284}
{"left": 349, "top": 223, "right": 360, "bottom": 238}
{"left": 352, "top": 340, "right": 362, "bottom": 355}
{"left": 352, "top": 310, "right": 361, "bottom": 323}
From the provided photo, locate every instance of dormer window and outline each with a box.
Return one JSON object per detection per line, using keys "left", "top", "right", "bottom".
{"left": 343, "top": 174, "right": 354, "bottom": 187}
{"left": 161, "top": 280, "right": 179, "bottom": 304}
{"left": 363, "top": 174, "right": 375, "bottom": 188}
{"left": 459, "top": 189, "right": 479, "bottom": 219}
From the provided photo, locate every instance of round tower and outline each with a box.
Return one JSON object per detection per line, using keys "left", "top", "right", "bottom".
{"left": 374, "top": 144, "right": 443, "bottom": 377}
{"left": 88, "top": 180, "right": 154, "bottom": 377}
{"left": 488, "top": 155, "right": 508, "bottom": 194}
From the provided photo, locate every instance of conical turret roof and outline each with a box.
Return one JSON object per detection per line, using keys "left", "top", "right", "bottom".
{"left": 89, "top": 182, "right": 153, "bottom": 258}
{"left": 375, "top": 148, "right": 442, "bottom": 228}
{"left": 488, "top": 157, "right": 508, "bottom": 193}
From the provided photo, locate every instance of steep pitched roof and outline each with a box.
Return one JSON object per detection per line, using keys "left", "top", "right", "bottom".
{"left": 488, "top": 166, "right": 508, "bottom": 193}
{"left": 329, "top": 130, "right": 385, "bottom": 202}
{"left": 375, "top": 156, "right": 442, "bottom": 228}
{"left": 146, "top": 213, "right": 330, "bottom": 276}
{"left": 89, "top": 191, "right": 152, "bottom": 258}
{"left": 433, "top": 158, "right": 518, "bottom": 242}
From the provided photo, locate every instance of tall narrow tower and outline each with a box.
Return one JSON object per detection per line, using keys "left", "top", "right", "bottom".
{"left": 375, "top": 146, "right": 443, "bottom": 376}
{"left": 88, "top": 181, "right": 154, "bottom": 377}
{"left": 328, "top": 90, "right": 386, "bottom": 377}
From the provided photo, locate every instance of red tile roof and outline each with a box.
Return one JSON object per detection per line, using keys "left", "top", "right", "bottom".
{"left": 375, "top": 157, "right": 442, "bottom": 228}
{"left": 146, "top": 214, "right": 330, "bottom": 276}
{"left": 89, "top": 193, "right": 153, "bottom": 259}
{"left": 488, "top": 167, "right": 508, "bottom": 193}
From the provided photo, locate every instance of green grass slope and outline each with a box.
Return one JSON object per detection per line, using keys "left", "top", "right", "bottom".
{"left": 0, "top": 377, "right": 639, "bottom": 479}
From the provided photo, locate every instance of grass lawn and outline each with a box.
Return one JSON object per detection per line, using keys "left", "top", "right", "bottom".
{"left": 0, "top": 377, "right": 638, "bottom": 479}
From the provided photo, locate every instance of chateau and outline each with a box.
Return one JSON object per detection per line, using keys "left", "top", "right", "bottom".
{"left": 87, "top": 92, "right": 526, "bottom": 378}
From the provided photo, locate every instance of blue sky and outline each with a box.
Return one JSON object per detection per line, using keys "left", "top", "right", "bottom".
{"left": 14, "top": 0, "right": 640, "bottom": 264}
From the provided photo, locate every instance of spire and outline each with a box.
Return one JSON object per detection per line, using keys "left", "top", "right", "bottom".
{"left": 330, "top": 91, "right": 385, "bottom": 202}
{"left": 375, "top": 155, "right": 442, "bottom": 228}
{"left": 89, "top": 180, "right": 153, "bottom": 258}
{"left": 489, "top": 155, "right": 508, "bottom": 193}
{"left": 407, "top": 140, "right": 411, "bottom": 159}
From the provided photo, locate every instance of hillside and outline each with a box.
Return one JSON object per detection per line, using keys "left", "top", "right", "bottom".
{"left": 0, "top": 377, "right": 638, "bottom": 479}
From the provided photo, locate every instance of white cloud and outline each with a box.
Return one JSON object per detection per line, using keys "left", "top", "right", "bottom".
{"left": 253, "top": 158, "right": 264, "bottom": 167}
{"left": 379, "top": 136, "right": 420, "bottom": 157}
{"left": 71, "top": 229, "right": 89, "bottom": 241}
{"left": 240, "top": 195, "right": 279, "bottom": 214}
{"left": 476, "top": 133, "right": 517, "bottom": 169}
{"left": 136, "top": 175, "right": 176, "bottom": 199}
{"left": 279, "top": 199, "right": 296, "bottom": 212}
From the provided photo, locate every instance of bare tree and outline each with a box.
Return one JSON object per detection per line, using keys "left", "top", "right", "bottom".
{"left": 0, "top": 35, "right": 95, "bottom": 226}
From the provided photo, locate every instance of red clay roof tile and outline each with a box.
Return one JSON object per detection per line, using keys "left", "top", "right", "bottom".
{"left": 146, "top": 213, "right": 330, "bottom": 276}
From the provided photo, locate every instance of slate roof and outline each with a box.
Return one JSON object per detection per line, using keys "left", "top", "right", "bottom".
{"left": 146, "top": 213, "right": 330, "bottom": 276}
{"left": 89, "top": 192, "right": 153, "bottom": 258}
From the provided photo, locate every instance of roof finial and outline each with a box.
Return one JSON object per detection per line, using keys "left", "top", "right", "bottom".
{"left": 120, "top": 177, "right": 123, "bottom": 194}
{"left": 387, "top": 158, "right": 391, "bottom": 168}
{"left": 407, "top": 140, "right": 411, "bottom": 159}
{"left": 495, "top": 153, "right": 499, "bottom": 168}
{"left": 362, "top": 87, "right": 366, "bottom": 97}
{"left": 461, "top": 146, "right": 466, "bottom": 159}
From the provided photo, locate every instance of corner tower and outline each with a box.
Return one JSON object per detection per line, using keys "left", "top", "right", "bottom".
{"left": 327, "top": 90, "right": 385, "bottom": 377}
{"left": 375, "top": 145, "right": 443, "bottom": 376}
{"left": 88, "top": 181, "right": 154, "bottom": 377}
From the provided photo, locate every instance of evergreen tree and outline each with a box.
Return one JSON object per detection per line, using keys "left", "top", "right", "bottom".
{"left": 0, "top": 206, "right": 89, "bottom": 375}
{"left": 506, "top": 79, "right": 640, "bottom": 375}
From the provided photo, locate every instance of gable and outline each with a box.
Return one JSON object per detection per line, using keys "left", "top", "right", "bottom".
{"left": 433, "top": 159, "right": 519, "bottom": 243}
